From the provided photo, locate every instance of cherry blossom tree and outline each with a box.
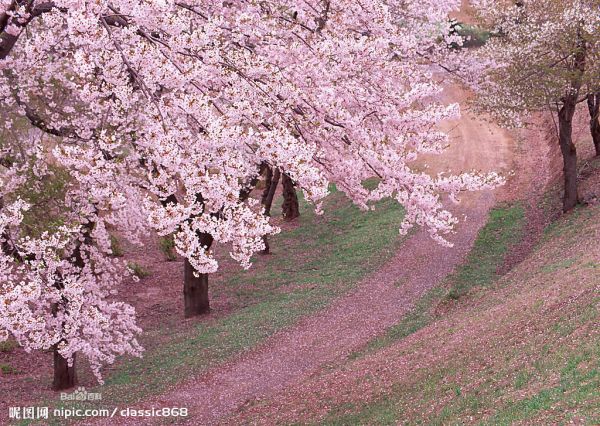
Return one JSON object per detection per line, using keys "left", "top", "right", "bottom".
{"left": 467, "top": 0, "right": 600, "bottom": 211}
{"left": 136, "top": 0, "right": 501, "bottom": 314}
{"left": 0, "top": 130, "right": 144, "bottom": 389}
{"left": 1, "top": 0, "right": 502, "bottom": 388}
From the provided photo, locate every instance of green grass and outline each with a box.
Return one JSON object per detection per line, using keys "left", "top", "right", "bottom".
{"left": 348, "top": 203, "right": 526, "bottom": 361}
{"left": 316, "top": 203, "right": 529, "bottom": 423}
{"left": 127, "top": 262, "right": 150, "bottom": 279}
{"left": 0, "top": 339, "right": 17, "bottom": 353}
{"left": 487, "top": 341, "right": 599, "bottom": 425}
{"left": 314, "top": 204, "right": 599, "bottom": 426}
{"left": 158, "top": 235, "right": 177, "bottom": 261}
{"left": 321, "top": 324, "right": 598, "bottom": 426}
{"left": 445, "top": 203, "right": 525, "bottom": 300}
{"left": 540, "top": 257, "right": 578, "bottom": 274}
{"left": 109, "top": 234, "right": 124, "bottom": 257}
{"left": 319, "top": 367, "right": 454, "bottom": 426}
{"left": 82, "top": 187, "right": 406, "bottom": 406}
{"left": 456, "top": 24, "right": 492, "bottom": 48}
{"left": 320, "top": 398, "right": 398, "bottom": 426}
{"left": 542, "top": 204, "right": 595, "bottom": 241}
{"left": 0, "top": 363, "right": 19, "bottom": 374}
{"left": 449, "top": 21, "right": 492, "bottom": 49}
{"left": 514, "top": 370, "right": 532, "bottom": 390}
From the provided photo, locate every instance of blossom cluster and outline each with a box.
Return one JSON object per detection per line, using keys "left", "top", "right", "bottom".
{"left": 0, "top": 0, "right": 502, "bottom": 382}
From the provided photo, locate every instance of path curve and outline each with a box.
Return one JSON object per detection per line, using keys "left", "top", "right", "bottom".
{"left": 110, "top": 85, "right": 518, "bottom": 425}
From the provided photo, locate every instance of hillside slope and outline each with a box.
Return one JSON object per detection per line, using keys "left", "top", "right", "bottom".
{"left": 228, "top": 203, "right": 600, "bottom": 425}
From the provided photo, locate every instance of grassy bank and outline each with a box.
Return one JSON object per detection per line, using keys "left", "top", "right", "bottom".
{"left": 29, "top": 187, "right": 406, "bottom": 425}
{"left": 311, "top": 203, "right": 598, "bottom": 425}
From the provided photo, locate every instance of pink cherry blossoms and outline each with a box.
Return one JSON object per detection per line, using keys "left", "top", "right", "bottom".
{"left": 0, "top": 0, "right": 502, "bottom": 385}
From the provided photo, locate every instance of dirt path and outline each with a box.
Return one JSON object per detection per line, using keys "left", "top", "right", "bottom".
{"left": 106, "top": 85, "right": 522, "bottom": 425}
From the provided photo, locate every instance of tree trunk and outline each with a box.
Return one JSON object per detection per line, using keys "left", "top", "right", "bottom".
{"left": 558, "top": 101, "right": 580, "bottom": 212}
{"left": 181, "top": 165, "right": 263, "bottom": 316}
{"left": 281, "top": 173, "right": 300, "bottom": 221}
{"left": 261, "top": 168, "right": 281, "bottom": 254}
{"left": 159, "top": 193, "right": 210, "bottom": 317}
{"left": 557, "top": 28, "right": 586, "bottom": 212}
{"left": 587, "top": 93, "right": 600, "bottom": 156}
{"left": 183, "top": 258, "right": 210, "bottom": 317}
{"left": 53, "top": 347, "right": 76, "bottom": 391}
{"left": 261, "top": 167, "right": 273, "bottom": 206}
{"left": 50, "top": 222, "right": 91, "bottom": 391}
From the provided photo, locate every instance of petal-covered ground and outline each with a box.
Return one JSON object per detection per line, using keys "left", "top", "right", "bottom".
{"left": 95, "top": 84, "right": 546, "bottom": 425}
{"left": 226, "top": 201, "right": 600, "bottom": 425}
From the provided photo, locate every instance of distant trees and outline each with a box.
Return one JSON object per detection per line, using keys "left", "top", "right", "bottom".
{"left": 259, "top": 166, "right": 298, "bottom": 255}
{"left": 468, "top": 0, "right": 600, "bottom": 211}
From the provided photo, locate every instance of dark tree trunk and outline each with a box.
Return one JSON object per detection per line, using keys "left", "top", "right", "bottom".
{"left": 263, "top": 169, "right": 281, "bottom": 214}
{"left": 261, "top": 167, "right": 273, "bottom": 206}
{"left": 53, "top": 347, "right": 76, "bottom": 391}
{"left": 281, "top": 173, "right": 300, "bottom": 221}
{"left": 159, "top": 193, "right": 210, "bottom": 317}
{"left": 557, "top": 27, "right": 586, "bottom": 212}
{"left": 261, "top": 235, "right": 271, "bottom": 256}
{"left": 183, "top": 259, "right": 210, "bottom": 317}
{"left": 558, "top": 101, "right": 580, "bottom": 212}
{"left": 261, "top": 168, "right": 281, "bottom": 254}
{"left": 587, "top": 93, "right": 600, "bottom": 156}
{"left": 179, "top": 163, "right": 264, "bottom": 318}
{"left": 183, "top": 234, "right": 213, "bottom": 317}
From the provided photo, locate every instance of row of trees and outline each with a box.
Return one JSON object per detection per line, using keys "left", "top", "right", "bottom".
{"left": 466, "top": 0, "right": 600, "bottom": 212}
{"left": 0, "top": 0, "right": 502, "bottom": 390}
